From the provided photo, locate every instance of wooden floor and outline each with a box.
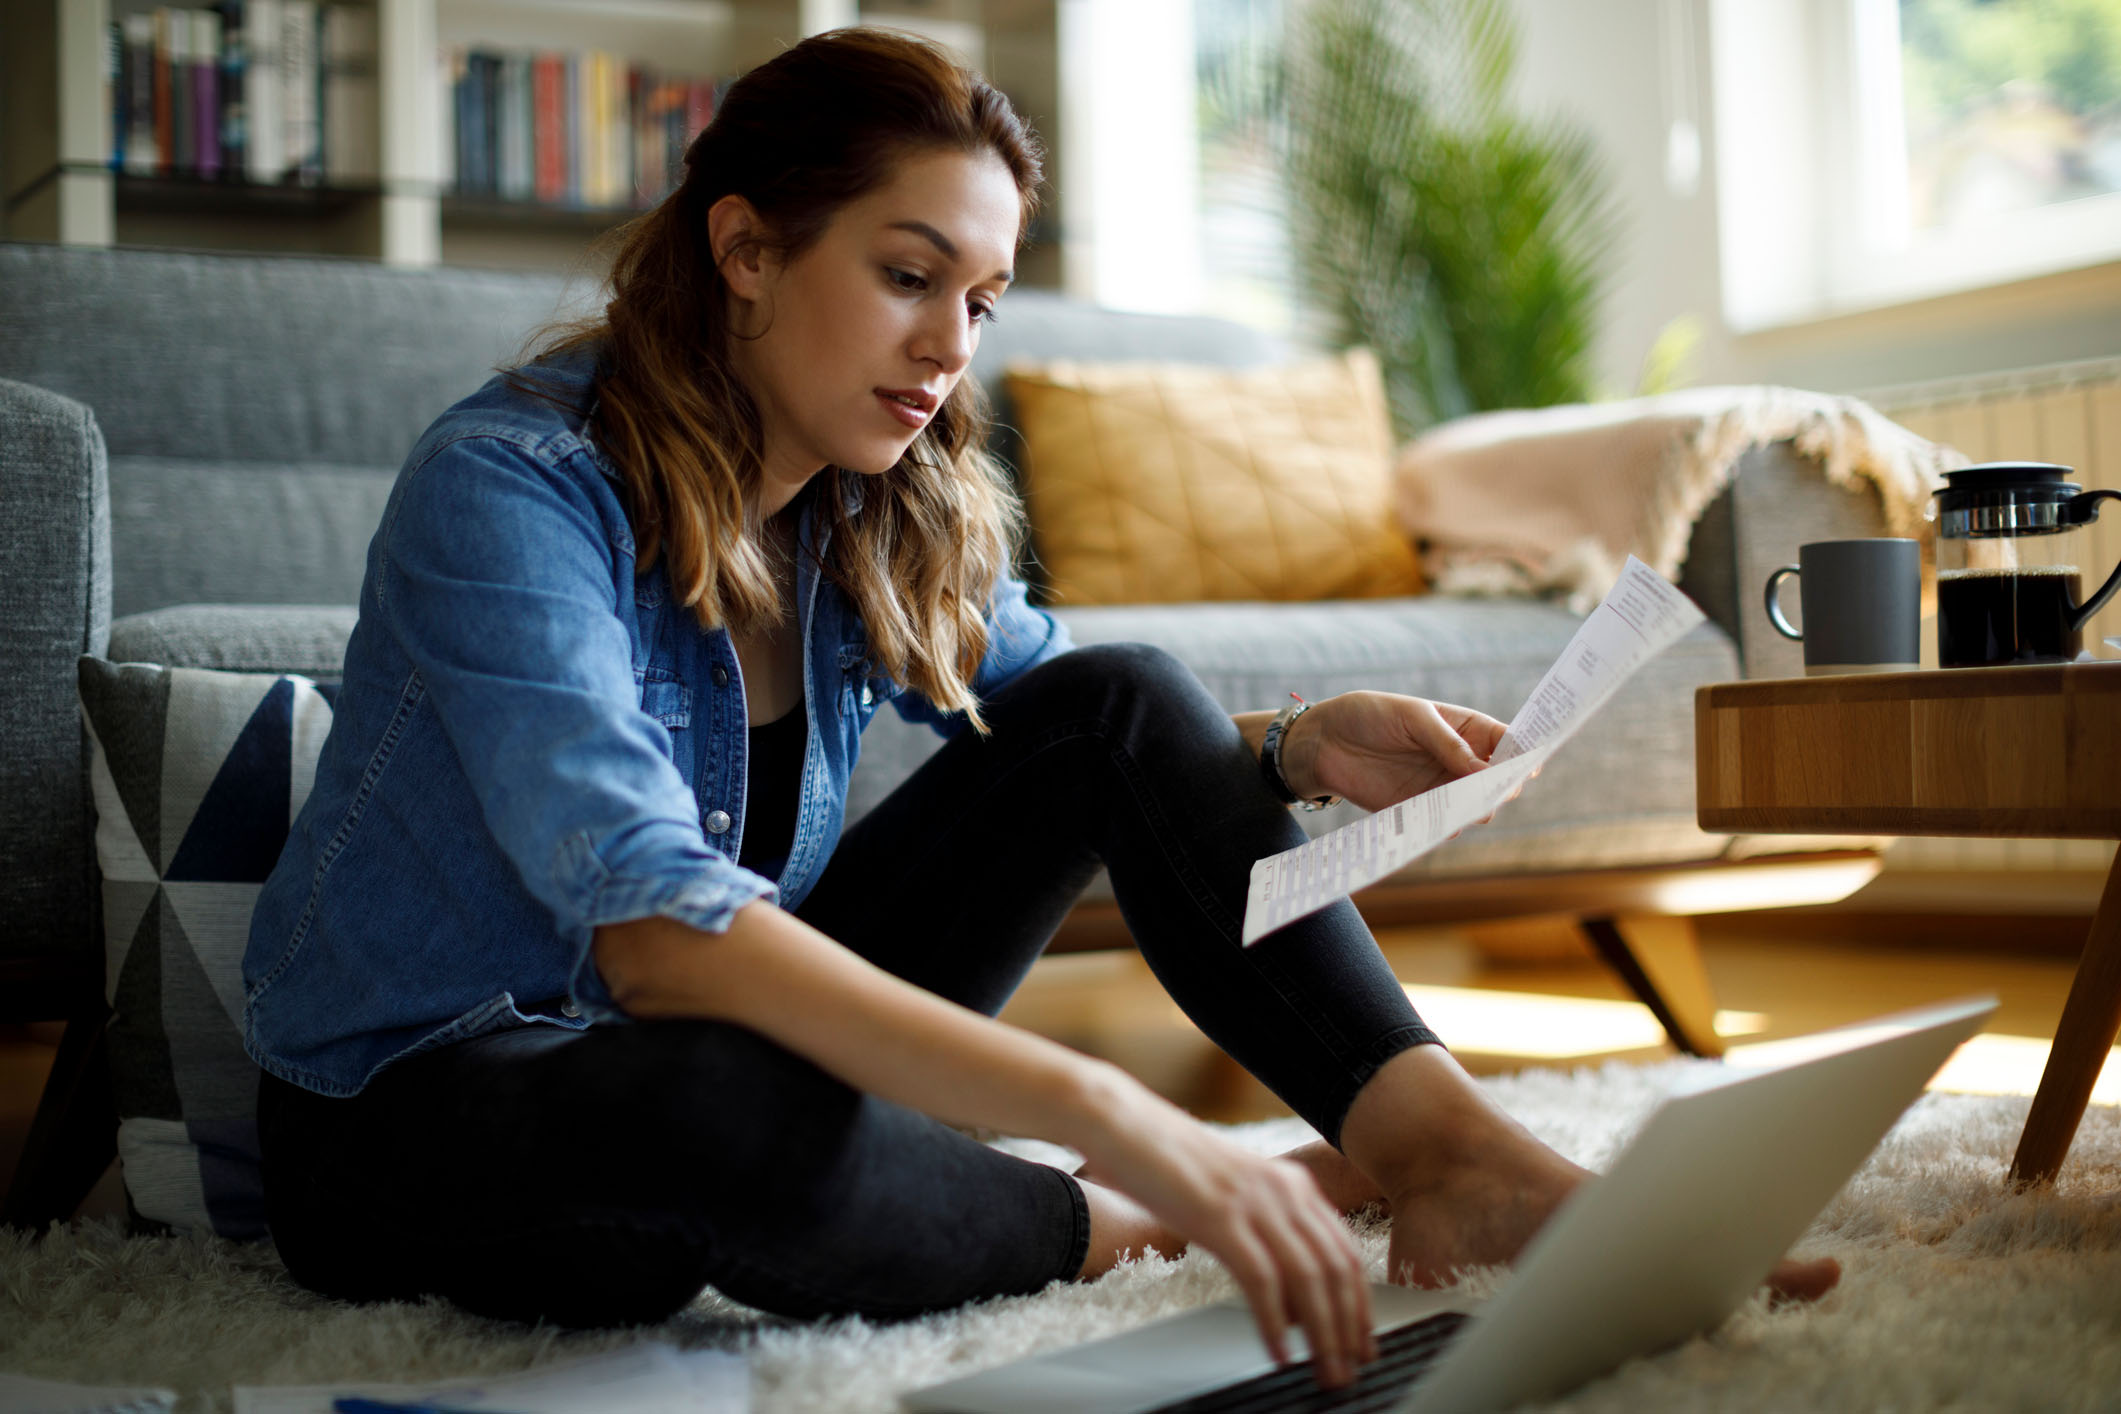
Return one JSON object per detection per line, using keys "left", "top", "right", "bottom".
{"left": 3, "top": 908, "right": 2112, "bottom": 1224}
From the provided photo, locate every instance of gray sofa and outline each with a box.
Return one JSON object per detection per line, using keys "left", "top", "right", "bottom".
{"left": 0, "top": 241, "right": 1886, "bottom": 1230}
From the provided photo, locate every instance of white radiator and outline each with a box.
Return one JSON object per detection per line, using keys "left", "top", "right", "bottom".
{"left": 1859, "top": 356, "right": 2121, "bottom": 877}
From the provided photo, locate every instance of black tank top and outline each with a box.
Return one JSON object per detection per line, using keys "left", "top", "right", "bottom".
{"left": 736, "top": 701, "right": 806, "bottom": 881}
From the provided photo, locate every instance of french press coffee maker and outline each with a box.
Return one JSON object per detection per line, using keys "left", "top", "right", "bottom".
{"left": 1932, "top": 462, "right": 2121, "bottom": 667}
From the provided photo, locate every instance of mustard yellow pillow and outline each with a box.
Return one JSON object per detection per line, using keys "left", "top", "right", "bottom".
{"left": 1003, "top": 348, "right": 1426, "bottom": 605}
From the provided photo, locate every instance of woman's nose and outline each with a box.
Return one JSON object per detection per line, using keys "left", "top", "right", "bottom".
{"left": 914, "top": 305, "right": 976, "bottom": 374}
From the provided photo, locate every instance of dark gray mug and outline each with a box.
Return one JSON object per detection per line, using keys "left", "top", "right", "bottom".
{"left": 1764, "top": 538, "right": 1922, "bottom": 675}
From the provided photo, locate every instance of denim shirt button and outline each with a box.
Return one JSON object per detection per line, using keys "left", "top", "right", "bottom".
{"left": 561, "top": 1000, "right": 581, "bottom": 1019}
{"left": 712, "top": 665, "right": 730, "bottom": 687}
{"left": 704, "top": 808, "right": 732, "bottom": 834}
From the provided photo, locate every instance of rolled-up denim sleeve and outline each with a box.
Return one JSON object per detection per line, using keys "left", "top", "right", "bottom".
{"left": 378, "top": 433, "right": 773, "bottom": 1018}
{"left": 891, "top": 571, "right": 1073, "bottom": 735}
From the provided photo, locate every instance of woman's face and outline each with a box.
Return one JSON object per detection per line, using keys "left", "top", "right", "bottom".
{"left": 719, "top": 148, "right": 1021, "bottom": 509}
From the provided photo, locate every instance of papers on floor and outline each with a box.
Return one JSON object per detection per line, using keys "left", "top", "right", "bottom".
{"left": 0, "top": 1374, "right": 175, "bottom": 1414}
{"left": 1241, "top": 556, "right": 1706, "bottom": 946}
{"left": 231, "top": 1342, "right": 746, "bottom": 1414}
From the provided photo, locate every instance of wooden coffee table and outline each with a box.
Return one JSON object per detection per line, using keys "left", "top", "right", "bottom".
{"left": 1696, "top": 661, "right": 2121, "bottom": 1186}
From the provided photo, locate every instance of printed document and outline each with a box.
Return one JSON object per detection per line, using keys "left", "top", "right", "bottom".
{"left": 1241, "top": 556, "right": 1705, "bottom": 946}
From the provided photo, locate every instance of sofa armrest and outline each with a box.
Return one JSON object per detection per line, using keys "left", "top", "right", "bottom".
{"left": 1, "top": 378, "right": 111, "bottom": 967}
{"left": 1676, "top": 440, "right": 1892, "bottom": 682}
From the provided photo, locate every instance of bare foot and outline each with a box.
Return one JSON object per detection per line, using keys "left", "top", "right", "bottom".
{"left": 1381, "top": 1116, "right": 1590, "bottom": 1288}
{"left": 1074, "top": 1175, "right": 1187, "bottom": 1279}
{"left": 1329, "top": 1045, "right": 1588, "bottom": 1287}
{"left": 1382, "top": 1136, "right": 1841, "bottom": 1306}
{"left": 1277, "top": 1139, "right": 1387, "bottom": 1216}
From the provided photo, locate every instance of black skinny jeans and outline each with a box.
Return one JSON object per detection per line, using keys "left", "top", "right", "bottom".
{"left": 257, "top": 643, "right": 1442, "bottom": 1328}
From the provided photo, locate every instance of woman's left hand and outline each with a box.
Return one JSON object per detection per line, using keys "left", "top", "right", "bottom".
{"left": 1283, "top": 692, "right": 1512, "bottom": 814}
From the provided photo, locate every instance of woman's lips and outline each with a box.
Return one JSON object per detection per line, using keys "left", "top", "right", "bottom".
{"left": 876, "top": 391, "right": 931, "bottom": 428}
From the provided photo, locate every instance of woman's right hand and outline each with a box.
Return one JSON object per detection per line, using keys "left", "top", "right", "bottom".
{"left": 1072, "top": 1074, "right": 1378, "bottom": 1388}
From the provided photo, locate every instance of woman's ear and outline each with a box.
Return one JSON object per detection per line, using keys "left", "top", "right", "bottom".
{"left": 708, "top": 194, "right": 775, "bottom": 301}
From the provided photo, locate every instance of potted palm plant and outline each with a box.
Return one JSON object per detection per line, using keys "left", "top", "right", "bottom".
{"left": 1271, "top": 0, "right": 1624, "bottom": 437}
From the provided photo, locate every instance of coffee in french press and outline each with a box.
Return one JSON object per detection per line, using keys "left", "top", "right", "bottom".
{"left": 1931, "top": 464, "right": 2121, "bottom": 668}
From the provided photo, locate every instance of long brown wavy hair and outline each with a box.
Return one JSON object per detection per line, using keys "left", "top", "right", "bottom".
{"left": 511, "top": 27, "right": 1044, "bottom": 732}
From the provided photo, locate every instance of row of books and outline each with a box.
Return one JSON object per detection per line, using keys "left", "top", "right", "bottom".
{"left": 443, "top": 49, "right": 727, "bottom": 211}
{"left": 103, "top": 7, "right": 727, "bottom": 213}
{"left": 106, "top": 2, "right": 377, "bottom": 186}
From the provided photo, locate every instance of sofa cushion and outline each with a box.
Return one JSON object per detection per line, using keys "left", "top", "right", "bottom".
{"left": 78, "top": 656, "right": 337, "bottom": 1239}
{"left": 1004, "top": 350, "right": 1425, "bottom": 606}
{"left": 848, "top": 598, "right": 1742, "bottom": 885}
{"left": 110, "top": 605, "right": 359, "bottom": 681}
{"left": 0, "top": 244, "right": 592, "bottom": 467}
{"left": 108, "top": 457, "right": 392, "bottom": 618}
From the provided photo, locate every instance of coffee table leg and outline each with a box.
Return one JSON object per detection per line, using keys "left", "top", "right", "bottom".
{"left": 2009, "top": 848, "right": 2121, "bottom": 1187}
{"left": 1581, "top": 915, "right": 1726, "bottom": 1059}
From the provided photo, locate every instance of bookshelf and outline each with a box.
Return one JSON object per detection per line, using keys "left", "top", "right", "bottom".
{"left": 3, "top": 0, "right": 1068, "bottom": 286}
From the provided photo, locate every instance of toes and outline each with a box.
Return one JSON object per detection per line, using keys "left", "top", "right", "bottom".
{"left": 1764, "top": 1256, "right": 1841, "bottom": 1307}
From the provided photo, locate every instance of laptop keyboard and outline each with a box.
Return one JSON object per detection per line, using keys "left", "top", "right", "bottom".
{"left": 1146, "top": 1311, "right": 1471, "bottom": 1413}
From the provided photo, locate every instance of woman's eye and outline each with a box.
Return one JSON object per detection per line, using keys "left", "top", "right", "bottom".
{"left": 889, "top": 267, "right": 996, "bottom": 325}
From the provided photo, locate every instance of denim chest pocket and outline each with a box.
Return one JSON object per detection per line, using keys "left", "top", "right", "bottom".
{"left": 631, "top": 574, "right": 691, "bottom": 729}
{"left": 635, "top": 667, "right": 692, "bottom": 728}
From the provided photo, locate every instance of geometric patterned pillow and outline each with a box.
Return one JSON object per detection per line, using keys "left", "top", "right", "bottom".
{"left": 77, "top": 657, "right": 335, "bottom": 1240}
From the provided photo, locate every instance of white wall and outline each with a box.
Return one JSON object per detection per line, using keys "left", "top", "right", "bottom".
{"left": 1506, "top": 0, "right": 2121, "bottom": 396}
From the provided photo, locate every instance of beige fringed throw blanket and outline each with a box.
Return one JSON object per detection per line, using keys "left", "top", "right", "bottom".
{"left": 1394, "top": 386, "right": 1969, "bottom": 611}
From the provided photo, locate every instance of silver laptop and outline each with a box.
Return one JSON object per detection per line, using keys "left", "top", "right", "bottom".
{"left": 904, "top": 996, "right": 1996, "bottom": 1414}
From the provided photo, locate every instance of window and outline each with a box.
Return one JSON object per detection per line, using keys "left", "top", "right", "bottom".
{"left": 1712, "top": 0, "right": 2121, "bottom": 331}
{"left": 1897, "top": 0, "right": 2121, "bottom": 235}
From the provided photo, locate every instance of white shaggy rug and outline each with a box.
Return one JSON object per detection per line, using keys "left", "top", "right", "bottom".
{"left": 6, "top": 1058, "right": 2120, "bottom": 1413}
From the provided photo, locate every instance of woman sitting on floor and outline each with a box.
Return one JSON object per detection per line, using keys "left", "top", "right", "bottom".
{"left": 242, "top": 27, "right": 1836, "bottom": 1392}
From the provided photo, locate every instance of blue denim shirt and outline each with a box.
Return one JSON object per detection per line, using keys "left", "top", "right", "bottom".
{"left": 243, "top": 346, "right": 1071, "bottom": 1097}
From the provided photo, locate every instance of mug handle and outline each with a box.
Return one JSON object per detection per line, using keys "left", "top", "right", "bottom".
{"left": 1764, "top": 564, "right": 1803, "bottom": 640}
{"left": 2067, "top": 489, "right": 2121, "bottom": 632}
